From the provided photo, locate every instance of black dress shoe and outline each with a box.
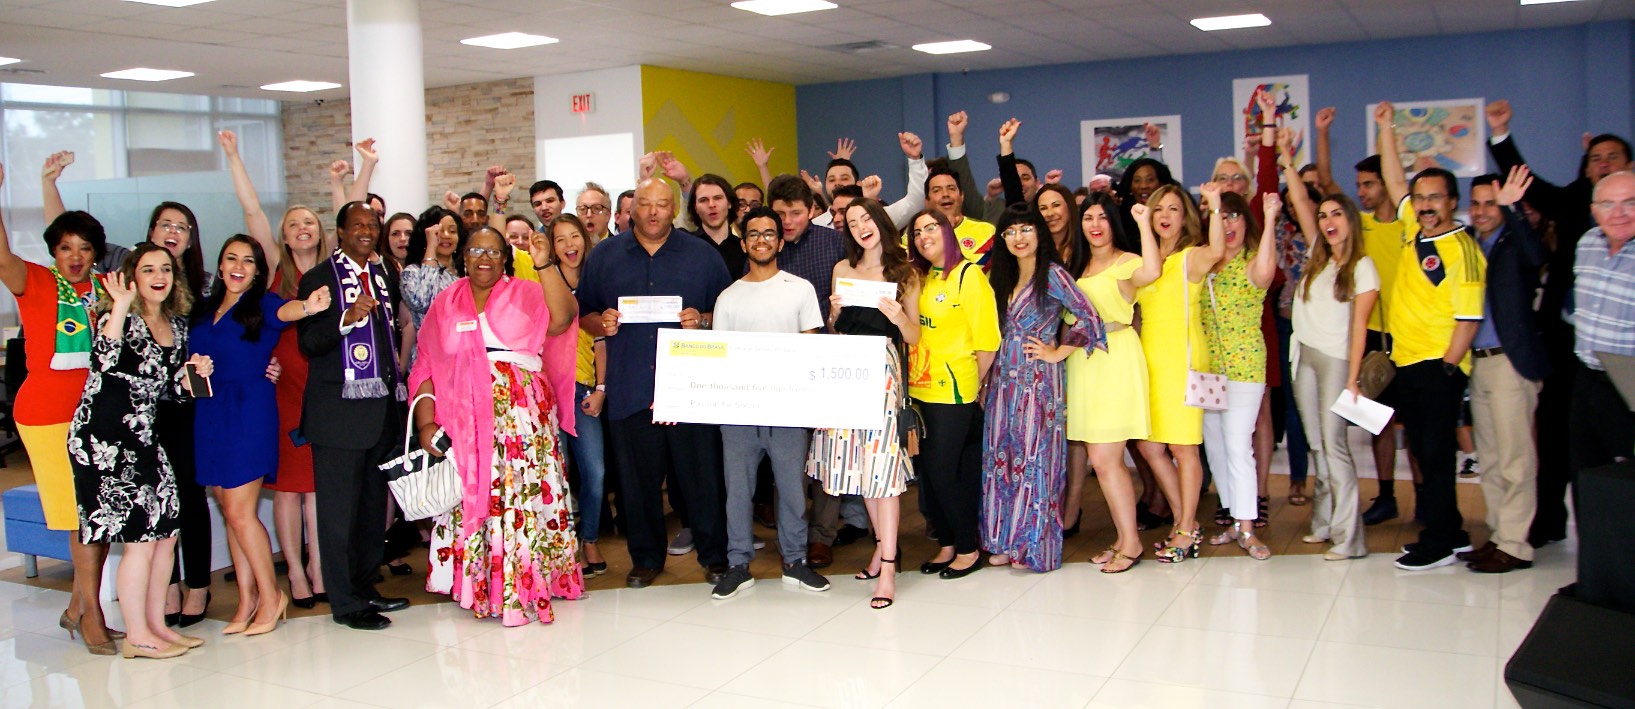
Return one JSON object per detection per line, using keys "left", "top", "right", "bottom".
{"left": 939, "top": 559, "right": 982, "bottom": 580}
{"left": 313, "top": 593, "right": 330, "bottom": 605}
{"left": 387, "top": 561, "right": 413, "bottom": 576}
{"left": 627, "top": 567, "right": 661, "bottom": 588}
{"left": 920, "top": 559, "right": 953, "bottom": 575}
{"left": 177, "top": 590, "right": 211, "bottom": 628}
{"left": 704, "top": 564, "right": 730, "bottom": 584}
{"left": 291, "top": 595, "right": 317, "bottom": 610}
{"left": 367, "top": 596, "right": 410, "bottom": 613}
{"left": 336, "top": 610, "right": 392, "bottom": 630}
{"left": 1361, "top": 496, "right": 1398, "bottom": 526}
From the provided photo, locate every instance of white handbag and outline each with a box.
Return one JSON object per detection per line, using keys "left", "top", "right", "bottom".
{"left": 379, "top": 393, "right": 462, "bottom": 521}
{"left": 1184, "top": 265, "right": 1229, "bottom": 411}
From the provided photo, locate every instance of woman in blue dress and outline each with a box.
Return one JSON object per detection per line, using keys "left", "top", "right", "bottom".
{"left": 191, "top": 235, "right": 330, "bottom": 635}
{"left": 981, "top": 205, "right": 1105, "bottom": 572}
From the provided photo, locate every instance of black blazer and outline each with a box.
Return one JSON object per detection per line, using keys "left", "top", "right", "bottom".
{"left": 296, "top": 258, "right": 402, "bottom": 450}
{"left": 1479, "top": 207, "right": 1550, "bottom": 382}
{"left": 1487, "top": 135, "right": 1594, "bottom": 327}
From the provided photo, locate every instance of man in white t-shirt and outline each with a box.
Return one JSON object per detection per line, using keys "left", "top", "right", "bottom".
{"left": 709, "top": 206, "right": 832, "bottom": 598}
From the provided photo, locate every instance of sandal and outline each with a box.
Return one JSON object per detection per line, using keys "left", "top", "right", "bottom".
{"left": 1238, "top": 526, "right": 1272, "bottom": 561}
{"left": 855, "top": 538, "right": 883, "bottom": 580}
{"left": 1091, "top": 546, "right": 1117, "bottom": 565}
{"left": 1156, "top": 527, "right": 1201, "bottom": 563}
{"left": 1101, "top": 549, "right": 1142, "bottom": 574}
{"left": 1213, "top": 506, "right": 1232, "bottom": 527}
{"left": 870, "top": 559, "right": 897, "bottom": 610}
{"left": 1288, "top": 484, "right": 1309, "bottom": 506}
{"left": 1254, "top": 496, "right": 1269, "bottom": 528}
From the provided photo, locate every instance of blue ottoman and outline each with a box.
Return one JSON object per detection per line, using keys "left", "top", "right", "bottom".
{"left": 3, "top": 484, "right": 72, "bottom": 577}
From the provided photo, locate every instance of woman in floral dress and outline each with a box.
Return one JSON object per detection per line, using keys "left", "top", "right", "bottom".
{"left": 409, "top": 227, "right": 583, "bottom": 626}
{"left": 981, "top": 205, "right": 1106, "bottom": 572}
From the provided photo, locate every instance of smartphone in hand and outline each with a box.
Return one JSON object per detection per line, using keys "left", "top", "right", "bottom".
{"left": 186, "top": 362, "right": 213, "bottom": 398}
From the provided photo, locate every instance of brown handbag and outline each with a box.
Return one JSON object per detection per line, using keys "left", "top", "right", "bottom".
{"left": 1357, "top": 295, "right": 1395, "bottom": 399}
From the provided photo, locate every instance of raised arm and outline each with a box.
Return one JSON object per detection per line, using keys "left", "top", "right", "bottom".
{"left": 41, "top": 151, "right": 73, "bottom": 223}
{"left": 348, "top": 139, "right": 377, "bottom": 204}
{"left": 219, "top": 130, "right": 280, "bottom": 273}
{"left": 945, "top": 111, "right": 986, "bottom": 219}
{"left": 539, "top": 264, "right": 579, "bottom": 337}
{"left": 488, "top": 171, "right": 515, "bottom": 232}
{"left": 1373, "top": 102, "right": 1408, "bottom": 207}
{"left": 1187, "top": 182, "right": 1227, "bottom": 281}
{"left": 1251, "top": 88, "right": 1280, "bottom": 216}
{"left": 327, "top": 159, "right": 349, "bottom": 214}
{"left": 746, "top": 138, "right": 776, "bottom": 190}
{"left": 1313, "top": 107, "right": 1339, "bottom": 196}
{"left": 883, "top": 132, "right": 927, "bottom": 229}
{"left": 0, "top": 164, "right": 29, "bottom": 295}
{"left": 1128, "top": 202, "right": 1163, "bottom": 288}
{"left": 1249, "top": 193, "right": 1282, "bottom": 289}
{"left": 1496, "top": 165, "right": 1549, "bottom": 270}
{"left": 1280, "top": 129, "right": 1321, "bottom": 243}
{"left": 996, "top": 118, "right": 1025, "bottom": 208}
{"left": 1484, "top": 100, "right": 1574, "bottom": 221}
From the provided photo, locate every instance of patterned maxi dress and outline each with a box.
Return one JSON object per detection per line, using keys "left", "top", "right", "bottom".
{"left": 426, "top": 354, "right": 584, "bottom": 626}
{"left": 980, "top": 264, "right": 1106, "bottom": 571}
{"left": 69, "top": 313, "right": 191, "bottom": 544}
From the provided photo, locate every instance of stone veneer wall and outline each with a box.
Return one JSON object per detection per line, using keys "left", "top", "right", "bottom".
{"left": 281, "top": 77, "right": 535, "bottom": 220}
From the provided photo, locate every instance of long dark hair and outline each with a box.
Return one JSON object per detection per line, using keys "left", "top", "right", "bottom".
{"left": 383, "top": 212, "right": 417, "bottom": 270}
{"left": 841, "top": 199, "right": 919, "bottom": 299}
{"left": 409, "top": 206, "right": 466, "bottom": 266}
{"left": 1220, "top": 191, "right": 1263, "bottom": 254}
{"left": 1081, "top": 191, "right": 1139, "bottom": 259}
{"left": 1301, "top": 194, "right": 1367, "bottom": 303}
{"left": 1036, "top": 184, "right": 1087, "bottom": 277}
{"left": 146, "top": 201, "right": 207, "bottom": 309}
{"left": 989, "top": 204, "right": 1061, "bottom": 329}
{"left": 196, "top": 235, "right": 272, "bottom": 341}
{"left": 101, "top": 242, "right": 193, "bottom": 321}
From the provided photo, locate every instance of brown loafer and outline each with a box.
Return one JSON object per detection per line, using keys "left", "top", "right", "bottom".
{"left": 1456, "top": 541, "right": 1498, "bottom": 563}
{"left": 807, "top": 543, "right": 833, "bottom": 569}
{"left": 626, "top": 567, "right": 661, "bottom": 588}
{"left": 1467, "top": 549, "right": 1533, "bottom": 573}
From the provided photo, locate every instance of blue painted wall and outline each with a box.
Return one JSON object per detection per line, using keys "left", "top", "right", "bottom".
{"left": 797, "top": 21, "right": 1635, "bottom": 199}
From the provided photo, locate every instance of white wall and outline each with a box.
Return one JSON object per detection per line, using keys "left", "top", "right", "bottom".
{"left": 533, "top": 65, "right": 644, "bottom": 211}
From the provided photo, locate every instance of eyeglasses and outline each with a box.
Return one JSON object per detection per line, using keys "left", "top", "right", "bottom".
{"left": 1220, "top": 211, "right": 1244, "bottom": 221}
{"left": 1592, "top": 198, "right": 1635, "bottom": 213}
{"left": 1213, "top": 174, "right": 1250, "bottom": 184}
{"left": 156, "top": 221, "right": 192, "bottom": 234}
{"left": 1002, "top": 225, "right": 1037, "bottom": 240}
{"left": 466, "top": 247, "right": 505, "bottom": 259}
{"left": 912, "top": 225, "right": 942, "bottom": 238}
{"left": 1413, "top": 193, "right": 1450, "bottom": 204}
{"left": 579, "top": 205, "right": 610, "bottom": 215}
{"left": 743, "top": 230, "right": 780, "bottom": 242}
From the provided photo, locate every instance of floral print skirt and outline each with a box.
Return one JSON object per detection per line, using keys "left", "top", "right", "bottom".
{"left": 426, "top": 361, "right": 583, "bottom": 626}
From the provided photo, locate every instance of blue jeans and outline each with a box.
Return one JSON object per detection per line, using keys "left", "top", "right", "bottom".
{"left": 567, "top": 383, "right": 607, "bottom": 542}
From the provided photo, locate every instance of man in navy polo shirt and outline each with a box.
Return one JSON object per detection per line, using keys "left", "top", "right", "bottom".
{"left": 578, "top": 177, "right": 733, "bottom": 589}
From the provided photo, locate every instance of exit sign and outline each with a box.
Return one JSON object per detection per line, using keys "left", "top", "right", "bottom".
{"left": 571, "top": 93, "right": 593, "bottom": 114}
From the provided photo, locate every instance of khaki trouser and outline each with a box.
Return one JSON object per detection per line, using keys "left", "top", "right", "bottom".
{"left": 1470, "top": 353, "right": 1542, "bottom": 561}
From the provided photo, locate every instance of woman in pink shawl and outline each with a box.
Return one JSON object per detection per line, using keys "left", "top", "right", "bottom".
{"left": 409, "top": 226, "right": 583, "bottom": 626}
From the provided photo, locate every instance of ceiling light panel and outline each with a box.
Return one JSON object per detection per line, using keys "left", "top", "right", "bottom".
{"left": 731, "top": 0, "right": 839, "bottom": 17}
{"left": 1191, "top": 13, "right": 1272, "bottom": 31}
{"left": 460, "top": 32, "right": 559, "bottom": 49}
{"left": 261, "top": 80, "right": 342, "bottom": 92}
{"left": 101, "top": 68, "right": 194, "bottom": 81}
{"left": 912, "top": 40, "right": 992, "bottom": 55}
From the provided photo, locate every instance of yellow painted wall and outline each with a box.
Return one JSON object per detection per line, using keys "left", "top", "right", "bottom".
{"left": 639, "top": 65, "right": 798, "bottom": 189}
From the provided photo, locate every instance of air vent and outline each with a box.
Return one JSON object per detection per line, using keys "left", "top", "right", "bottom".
{"left": 0, "top": 67, "right": 47, "bottom": 75}
{"left": 219, "top": 84, "right": 253, "bottom": 89}
{"left": 824, "top": 40, "right": 897, "bottom": 54}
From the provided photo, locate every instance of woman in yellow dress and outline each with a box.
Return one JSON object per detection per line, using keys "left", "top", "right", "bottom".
{"left": 1066, "top": 192, "right": 1162, "bottom": 572}
{"left": 1134, "top": 182, "right": 1227, "bottom": 562}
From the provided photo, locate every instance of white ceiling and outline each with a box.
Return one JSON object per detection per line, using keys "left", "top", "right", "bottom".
{"left": 1, "top": 0, "right": 1632, "bottom": 99}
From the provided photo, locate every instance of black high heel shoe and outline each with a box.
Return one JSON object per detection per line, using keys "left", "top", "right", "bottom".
{"left": 1062, "top": 511, "right": 1083, "bottom": 539}
{"left": 919, "top": 558, "right": 953, "bottom": 575}
{"left": 387, "top": 561, "right": 412, "bottom": 576}
{"left": 870, "top": 559, "right": 898, "bottom": 610}
{"left": 177, "top": 590, "right": 211, "bottom": 628}
{"left": 291, "top": 593, "right": 316, "bottom": 610}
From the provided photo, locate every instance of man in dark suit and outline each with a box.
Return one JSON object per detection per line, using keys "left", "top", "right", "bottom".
{"left": 1461, "top": 169, "right": 1550, "bottom": 573}
{"left": 298, "top": 201, "right": 409, "bottom": 630}
{"left": 1486, "top": 100, "right": 1633, "bottom": 547}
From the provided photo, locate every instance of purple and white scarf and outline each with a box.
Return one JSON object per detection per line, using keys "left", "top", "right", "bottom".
{"left": 331, "top": 252, "right": 398, "bottom": 400}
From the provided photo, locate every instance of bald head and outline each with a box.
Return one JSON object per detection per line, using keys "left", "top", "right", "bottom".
{"left": 1593, "top": 170, "right": 1635, "bottom": 243}
{"left": 633, "top": 178, "right": 677, "bottom": 242}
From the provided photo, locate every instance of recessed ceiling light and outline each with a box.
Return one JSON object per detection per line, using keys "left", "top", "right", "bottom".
{"left": 1520, "top": 0, "right": 1585, "bottom": 4}
{"left": 912, "top": 40, "right": 991, "bottom": 55}
{"left": 261, "top": 80, "right": 342, "bottom": 92}
{"left": 122, "top": 0, "right": 216, "bottom": 6}
{"left": 101, "top": 68, "right": 194, "bottom": 82}
{"left": 0, "top": 57, "right": 21, "bottom": 67}
{"left": 731, "top": 0, "right": 838, "bottom": 16}
{"left": 460, "top": 32, "right": 558, "bottom": 49}
{"left": 1191, "top": 13, "right": 1272, "bottom": 31}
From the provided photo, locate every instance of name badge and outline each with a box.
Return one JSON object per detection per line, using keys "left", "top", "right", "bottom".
{"left": 455, "top": 320, "right": 479, "bottom": 332}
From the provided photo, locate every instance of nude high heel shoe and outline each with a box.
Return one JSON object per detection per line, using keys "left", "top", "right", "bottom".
{"left": 243, "top": 592, "right": 289, "bottom": 637}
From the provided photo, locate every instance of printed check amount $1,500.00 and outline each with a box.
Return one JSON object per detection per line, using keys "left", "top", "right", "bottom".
{"left": 654, "top": 329, "right": 888, "bottom": 430}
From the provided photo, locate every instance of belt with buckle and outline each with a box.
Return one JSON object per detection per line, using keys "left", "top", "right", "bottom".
{"left": 1471, "top": 347, "right": 1505, "bottom": 359}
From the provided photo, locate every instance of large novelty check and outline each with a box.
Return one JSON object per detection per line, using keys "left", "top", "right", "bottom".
{"left": 653, "top": 329, "right": 887, "bottom": 429}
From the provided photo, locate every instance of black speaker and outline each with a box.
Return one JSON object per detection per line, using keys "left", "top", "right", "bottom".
{"left": 1577, "top": 461, "right": 1635, "bottom": 611}
{"left": 1506, "top": 592, "right": 1635, "bottom": 708}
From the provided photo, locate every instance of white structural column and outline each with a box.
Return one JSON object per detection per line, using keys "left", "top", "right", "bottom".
{"left": 346, "top": 0, "right": 428, "bottom": 214}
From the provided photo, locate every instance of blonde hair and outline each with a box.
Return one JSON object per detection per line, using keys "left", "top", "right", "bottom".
{"left": 274, "top": 205, "right": 335, "bottom": 298}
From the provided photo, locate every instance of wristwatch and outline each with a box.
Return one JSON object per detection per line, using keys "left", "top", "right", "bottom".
{"left": 1441, "top": 361, "right": 1460, "bottom": 376}
{"left": 594, "top": 384, "right": 606, "bottom": 393}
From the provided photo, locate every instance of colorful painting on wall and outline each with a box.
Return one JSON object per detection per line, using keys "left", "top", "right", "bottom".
{"left": 1232, "top": 74, "right": 1310, "bottom": 165}
{"left": 1365, "top": 99, "right": 1488, "bottom": 177}
{"left": 1080, "top": 115, "right": 1183, "bottom": 184}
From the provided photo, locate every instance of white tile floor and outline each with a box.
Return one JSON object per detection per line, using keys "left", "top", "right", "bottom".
{"left": 0, "top": 540, "right": 1575, "bottom": 709}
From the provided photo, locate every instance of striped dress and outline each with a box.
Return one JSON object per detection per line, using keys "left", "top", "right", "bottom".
{"left": 806, "top": 306, "right": 912, "bottom": 498}
{"left": 980, "top": 264, "right": 1105, "bottom": 571}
